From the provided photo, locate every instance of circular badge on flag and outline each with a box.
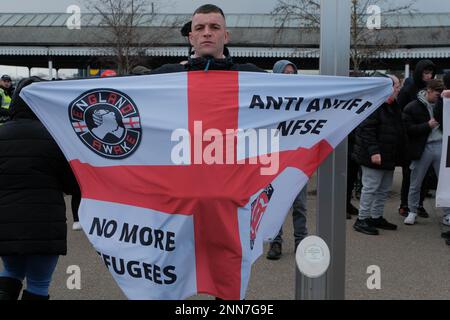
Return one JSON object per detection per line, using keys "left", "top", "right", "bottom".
{"left": 69, "top": 89, "right": 142, "bottom": 159}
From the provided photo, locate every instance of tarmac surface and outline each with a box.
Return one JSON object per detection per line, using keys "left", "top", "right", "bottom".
{"left": 2, "top": 168, "right": 449, "bottom": 300}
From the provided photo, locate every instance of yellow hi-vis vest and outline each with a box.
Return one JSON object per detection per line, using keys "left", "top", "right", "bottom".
{"left": 0, "top": 88, "right": 11, "bottom": 110}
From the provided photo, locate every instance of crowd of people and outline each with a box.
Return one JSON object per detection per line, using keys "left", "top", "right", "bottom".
{"left": 349, "top": 63, "right": 450, "bottom": 242}
{"left": 266, "top": 59, "right": 450, "bottom": 262}
{"left": 0, "top": 3, "right": 449, "bottom": 301}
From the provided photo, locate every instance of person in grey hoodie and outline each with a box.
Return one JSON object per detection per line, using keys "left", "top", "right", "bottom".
{"left": 266, "top": 60, "right": 308, "bottom": 260}
{"left": 402, "top": 79, "right": 450, "bottom": 225}
{"left": 397, "top": 59, "right": 436, "bottom": 218}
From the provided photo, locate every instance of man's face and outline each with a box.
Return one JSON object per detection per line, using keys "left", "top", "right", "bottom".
{"left": 283, "top": 65, "right": 296, "bottom": 74}
{"left": 426, "top": 89, "right": 441, "bottom": 103}
{"left": 0, "top": 79, "right": 11, "bottom": 89}
{"left": 189, "top": 13, "right": 229, "bottom": 59}
{"left": 422, "top": 69, "right": 434, "bottom": 82}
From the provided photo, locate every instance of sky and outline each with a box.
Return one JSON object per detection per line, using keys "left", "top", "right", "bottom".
{"left": 2, "top": 0, "right": 450, "bottom": 14}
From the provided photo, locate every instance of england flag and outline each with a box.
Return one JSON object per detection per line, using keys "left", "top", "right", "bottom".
{"left": 21, "top": 71, "right": 392, "bottom": 300}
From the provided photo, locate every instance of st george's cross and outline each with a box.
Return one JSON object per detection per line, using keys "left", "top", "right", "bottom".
{"left": 21, "top": 71, "right": 392, "bottom": 299}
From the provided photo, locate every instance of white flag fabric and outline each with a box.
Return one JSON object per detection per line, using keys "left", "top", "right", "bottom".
{"left": 437, "top": 98, "right": 450, "bottom": 207}
{"left": 21, "top": 71, "right": 392, "bottom": 300}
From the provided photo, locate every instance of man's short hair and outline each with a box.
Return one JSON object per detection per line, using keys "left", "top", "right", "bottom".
{"left": 426, "top": 79, "right": 445, "bottom": 92}
{"left": 193, "top": 4, "right": 225, "bottom": 19}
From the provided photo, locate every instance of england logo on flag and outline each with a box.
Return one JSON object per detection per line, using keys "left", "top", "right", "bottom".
{"left": 250, "top": 184, "right": 274, "bottom": 250}
{"left": 68, "top": 89, "right": 142, "bottom": 159}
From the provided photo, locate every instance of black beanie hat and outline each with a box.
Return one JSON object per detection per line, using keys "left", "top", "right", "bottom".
{"left": 9, "top": 76, "right": 43, "bottom": 120}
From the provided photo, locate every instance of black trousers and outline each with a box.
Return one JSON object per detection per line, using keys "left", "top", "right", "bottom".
{"left": 71, "top": 190, "right": 81, "bottom": 222}
{"left": 347, "top": 158, "right": 360, "bottom": 207}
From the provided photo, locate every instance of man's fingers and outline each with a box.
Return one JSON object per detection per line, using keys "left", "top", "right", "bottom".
{"left": 442, "top": 90, "right": 450, "bottom": 98}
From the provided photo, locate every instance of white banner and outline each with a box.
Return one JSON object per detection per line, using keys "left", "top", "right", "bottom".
{"left": 437, "top": 98, "right": 450, "bottom": 207}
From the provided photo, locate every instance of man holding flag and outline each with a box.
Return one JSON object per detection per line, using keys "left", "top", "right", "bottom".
{"left": 150, "top": 4, "right": 264, "bottom": 74}
{"left": 19, "top": 4, "right": 393, "bottom": 300}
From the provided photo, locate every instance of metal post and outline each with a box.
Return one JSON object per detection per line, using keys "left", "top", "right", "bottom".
{"left": 296, "top": 0, "right": 351, "bottom": 300}
{"left": 48, "top": 58, "right": 53, "bottom": 80}
{"left": 405, "top": 63, "right": 410, "bottom": 79}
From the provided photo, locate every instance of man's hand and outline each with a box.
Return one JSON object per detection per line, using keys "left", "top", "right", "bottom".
{"left": 371, "top": 154, "right": 382, "bottom": 165}
{"left": 428, "top": 118, "right": 439, "bottom": 128}
{"left": 441, "top": 90, "right": 450, "bottom": 99}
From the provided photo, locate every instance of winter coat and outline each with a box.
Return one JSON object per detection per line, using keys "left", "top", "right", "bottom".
{"left": 272, "top": 60, "right": 298, "bottom": 74}
{"left": 434, "top": 97, "right": 444, "bottom": 133}
{"left": 0, "top": 78, "right": 78, "bottom": 255}
{"left": 352, "top": 101, "right": 406, "bottom": 170}
{"left": 149, "top": 56, "right": 265, "bottom": 74}
{"left": 397, "top": 59, "right": 436, "bottom": 110}
{"left": 402, "top": 97, "right": 434, "bottom": 160}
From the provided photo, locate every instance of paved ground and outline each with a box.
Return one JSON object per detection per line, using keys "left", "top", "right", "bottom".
{"left": 2, "top": 168, "right": 449, "bottom": 299}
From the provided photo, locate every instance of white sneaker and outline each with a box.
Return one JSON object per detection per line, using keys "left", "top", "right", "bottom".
{"left": 72, "top": 222, "right": 82, "bottom": 231}
{"left": 404, "top": 212, "right": 417, "bottom": 225}
{"left": 443, "top": 215, "right": 450, "bottom": 226}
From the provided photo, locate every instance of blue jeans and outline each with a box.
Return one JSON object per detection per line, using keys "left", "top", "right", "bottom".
{"left": 0, "top": 255, "right": 59, "bottom": 296}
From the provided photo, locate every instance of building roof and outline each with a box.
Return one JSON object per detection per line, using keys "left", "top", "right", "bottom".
{"left": 1, "top": 12, "right": 449, "bottom": 62}
{"left": 0, "top": 12, "right": 449, "bottom": 28}
{"left": 2, "top": 45, "right": 450, "bottom": 59}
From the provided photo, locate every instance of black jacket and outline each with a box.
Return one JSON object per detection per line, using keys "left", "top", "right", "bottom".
{"left": 0, "top": 82, "right": 78, "bottom": 255}
{"left": 397, "top": 60, "right": 436, "bottom": 110}
{"left": 352, "top": 101, "right": 406, "bottom": 170}
{"left": 347, "top": 129, "right": 356, "bottom": 161}
{"left": 434, "top": 97, "right": 444, "bottom": 133}
{"left": 149, "top": 56, "right": 265, "bottom": 74}
{"left": 402, "top": 98, "right": 433, "bottom": 160}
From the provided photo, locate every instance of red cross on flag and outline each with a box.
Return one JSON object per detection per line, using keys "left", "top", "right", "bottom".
{"left": 72, "top": 121, "right": 88, "bottom": 133}
{"left": 123, "top": 117, "right": 141, "bottom": 129}
{"left": 21, "top": 71, "right": 392, "bottom": 300}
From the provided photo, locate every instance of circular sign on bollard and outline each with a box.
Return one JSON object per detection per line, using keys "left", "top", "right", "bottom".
{"left": 296, "top": 236, "right": 330, "bottom": 278}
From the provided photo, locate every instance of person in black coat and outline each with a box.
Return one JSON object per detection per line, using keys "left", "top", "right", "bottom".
{"left": 346, "top": 129, "right": 361, "bottom": 219}
{"left": 147, "top": 4, "right": 264, "bottom": 75}
{"left": 0, "top": 77, "right": 79, "bottom": 300}
{"left": 352, "top": 75, "right": 404, "bottom": 235}
{"left": 397, "top": 60, "right": 436, "bottom": 218}
{"left": 402, "top": 80, "right": 443, "bottom": 161}
{"left": 398, "top": 60, "right": 436, "bottom": 110}
{"left": 130, "top": 5, "right": 263, "bottom": 76}
{"left": 402, "top": 79, "right": 450, "bottom": 225}
{"left": 150, "top": 55, "right": 264, "bottom": 74}
{"left": 153, "top": 4, "right": 264, "bottom": 301}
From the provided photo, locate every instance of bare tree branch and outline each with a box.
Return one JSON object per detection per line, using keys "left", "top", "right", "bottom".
{"left": 272, "top": 0, "right": 320, "bottom": 28}
{"left": 87, "top": 0, "right": 181, "bottom": 75}
{"left": 272, "top": 0, "right": 417, "bottom": 72}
